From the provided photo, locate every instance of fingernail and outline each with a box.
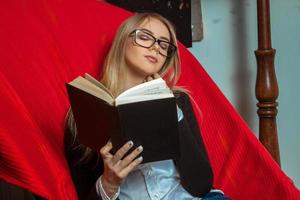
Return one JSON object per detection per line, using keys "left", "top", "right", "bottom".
{"left": 128, "top": 141, "right": 133, "bottom": 147}
{"left": 137, "top": 156, "right": 143, "bottom": 161}
{"left": 137, "top": 145, "right": 143, "bottom": 152}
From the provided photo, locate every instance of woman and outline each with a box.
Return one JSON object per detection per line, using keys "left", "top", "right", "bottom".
{"left": 65, "top": 12, "right": 229, "bottom": 200}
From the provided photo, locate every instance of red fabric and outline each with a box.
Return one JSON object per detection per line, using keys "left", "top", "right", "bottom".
{"left": 0, "top": 0, "right": 299, "bottom": 199}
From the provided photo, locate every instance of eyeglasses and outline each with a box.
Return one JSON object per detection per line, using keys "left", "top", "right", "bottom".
{"left": 130, "top": 29, "right": 177, "bottom": 58}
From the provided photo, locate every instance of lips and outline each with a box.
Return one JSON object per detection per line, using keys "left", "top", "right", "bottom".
{"left": 145, "top": 55, "right": 158, "bottom": 63}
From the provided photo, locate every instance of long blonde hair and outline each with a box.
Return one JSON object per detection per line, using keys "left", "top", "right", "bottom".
{"left": 100, "top": 12, "right": 181, "bottom": 97}
{"left": 66, "top": 13, "right": 185, "bottom": 163}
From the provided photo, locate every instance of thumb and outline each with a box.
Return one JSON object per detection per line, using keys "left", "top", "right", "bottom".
{"left": 153, "top": 73, "right": 161, "bottom": 79}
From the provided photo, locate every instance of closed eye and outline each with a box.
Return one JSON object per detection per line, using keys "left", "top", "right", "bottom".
{"left": 159, "top": 42, "right": 169, "bottom": 50}
{"left": 137, "top": 33, "right": 152, "bottom": 41}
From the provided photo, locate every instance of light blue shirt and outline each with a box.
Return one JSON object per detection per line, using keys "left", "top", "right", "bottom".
{"left": 118, "top": 106, "right": 204, "bottom": 200}
{"left": 98, "top": 106, "right": 223, "bottom": 200}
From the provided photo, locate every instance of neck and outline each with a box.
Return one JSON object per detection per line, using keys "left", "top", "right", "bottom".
{"left": 117, "top": 67, "right": 146, "bottom": 96}
{"left": 118, "top": 77, "right": 144, "bottom": 94}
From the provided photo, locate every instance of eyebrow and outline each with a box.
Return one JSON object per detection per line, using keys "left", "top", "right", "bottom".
{"left": 139, "top": 28, "right": 170, "bottom": 42}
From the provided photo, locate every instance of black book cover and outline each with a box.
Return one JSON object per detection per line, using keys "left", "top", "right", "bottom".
{"left": 66, "top": 84, "right": 180, "bottom": 163}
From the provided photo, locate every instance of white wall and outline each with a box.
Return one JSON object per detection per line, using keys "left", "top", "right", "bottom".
{"left": 189, "top": 0, "right": 300, "bottom": 188}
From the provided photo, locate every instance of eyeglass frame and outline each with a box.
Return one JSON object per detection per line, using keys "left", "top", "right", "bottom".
{"left": 129, "top": 29, "right": 177, "bottom": 58}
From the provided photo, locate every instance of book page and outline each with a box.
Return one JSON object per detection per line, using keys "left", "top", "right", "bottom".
{"left": 116, "top": 78, "right": 171, "bottom": 99}
{"left": 115, "top": 78, "right": 174, "bottom": 105}
{"left": 69, "top": 76, "right": 114, "bottom": 105}
{"left": 84, "top": 73, "right": 114, "bottom": 98}
{"left": 115, "top": 93, "right": 174, "bottom": 106}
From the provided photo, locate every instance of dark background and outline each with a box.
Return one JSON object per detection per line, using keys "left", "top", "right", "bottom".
{"left": 106, "top": 0, "right": 192, "bottom": 47}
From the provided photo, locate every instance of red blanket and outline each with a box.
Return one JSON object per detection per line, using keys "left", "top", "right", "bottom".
{"left": 0, "top": 0, "right": 299, "bottom": 199}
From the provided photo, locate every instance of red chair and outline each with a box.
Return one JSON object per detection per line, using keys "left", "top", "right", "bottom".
{"left": 0, "top": 0, "right": 299, "bottom": 199}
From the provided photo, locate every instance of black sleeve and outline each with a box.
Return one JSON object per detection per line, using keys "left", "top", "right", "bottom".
{"left": 174, "top": 92, "right": 214, "bottom": 197}
{"left": 64, "top": 119, "right": 103, "bottom": 200}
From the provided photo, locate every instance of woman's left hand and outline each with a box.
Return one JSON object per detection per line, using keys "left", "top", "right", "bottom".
{"left": 145, "top": 73, "right": 160, "bottom": 82}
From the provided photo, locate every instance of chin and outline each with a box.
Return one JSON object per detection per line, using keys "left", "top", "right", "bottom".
{"left": 144, "top": 65, "right": 162, "bottom": 75}
{"left": 128, "top": 62, "right": 162, "bottom": 78}
{"left": 141, "top": 71, "right": 157, "bottom": 78}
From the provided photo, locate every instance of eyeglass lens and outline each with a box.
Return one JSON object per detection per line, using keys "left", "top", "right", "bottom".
{"left": 134, "top": 30, "right": 175, "bottom": 57}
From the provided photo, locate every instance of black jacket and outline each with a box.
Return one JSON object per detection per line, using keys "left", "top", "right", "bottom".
{"left": 65, "top": 92, "right": 213, "bottom": 200}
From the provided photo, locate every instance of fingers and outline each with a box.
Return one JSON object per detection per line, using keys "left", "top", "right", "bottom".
{"left": 119, "top": 156, "right": 143, "bottom": 177}
{"left": 145, "top": 73, "right": 161, "bottom": 82}
{"left": 100, "top": 141, "right": 113, "bottom": 161}
{"left": 119, "top": 145, "right": 143, "bottom": 168}
{"left": 153, "top": 73, "right": 160, "bottom": 79}
{"left": 146, "top": 76, "right": 153, "bottom": 82}
{"left": 111, "top": 141, "right": 134, "bottom": 165}
{"left": 100, "top": 141, "right": 144, "bottom": 189}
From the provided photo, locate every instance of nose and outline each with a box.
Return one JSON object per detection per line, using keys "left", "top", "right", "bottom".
{"left": 149, "top": 42, "right": 160, "bottom": 53}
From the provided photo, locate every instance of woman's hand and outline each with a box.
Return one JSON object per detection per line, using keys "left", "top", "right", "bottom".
{"left": 144, "top": 73, "right": 160, "bottom": 82}
{"left": 99, "top": 141, "right": 143, "bottom": 198}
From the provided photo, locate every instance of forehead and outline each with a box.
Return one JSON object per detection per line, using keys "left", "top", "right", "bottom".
{"left": 137, "top": 17, "right": 170, "bottom": 40}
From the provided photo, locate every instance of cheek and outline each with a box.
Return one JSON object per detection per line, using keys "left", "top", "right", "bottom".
{"left": 158, "top": 57, "right": 167, "bottom": 69}
{"left": 126, "top": 44, "right": 144, "bottom": 60}
{"left": 125, "top": 45, "right": 138, "bottom": 63}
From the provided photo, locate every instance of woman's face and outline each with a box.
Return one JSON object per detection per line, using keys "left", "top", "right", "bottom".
{"left": 124, "top": 17, "right": 170, "bottom": 81}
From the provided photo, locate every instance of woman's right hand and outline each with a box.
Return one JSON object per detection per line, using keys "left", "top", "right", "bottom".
{"left": 99, "top": 141, "right": 143, "bottom": 198}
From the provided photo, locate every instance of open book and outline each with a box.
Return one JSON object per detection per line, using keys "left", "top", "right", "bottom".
{"left": 66, "top": 73, "right": 179, "bottom": 163}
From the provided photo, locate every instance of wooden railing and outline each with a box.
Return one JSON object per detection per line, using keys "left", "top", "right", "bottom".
{"left": 255, "top": 0, "right": 281, "bottom": 165}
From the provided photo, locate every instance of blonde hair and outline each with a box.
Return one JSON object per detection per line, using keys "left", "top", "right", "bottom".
{"left": 100, "top": 12, "right": 181, "bottom": 97}
{"left": 66, "top": 13, "right": 186, "bottom": 163}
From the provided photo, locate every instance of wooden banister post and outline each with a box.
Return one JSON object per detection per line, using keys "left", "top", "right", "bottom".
{"left": 255, "top": 0, "right": 281, "bottom": 165}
